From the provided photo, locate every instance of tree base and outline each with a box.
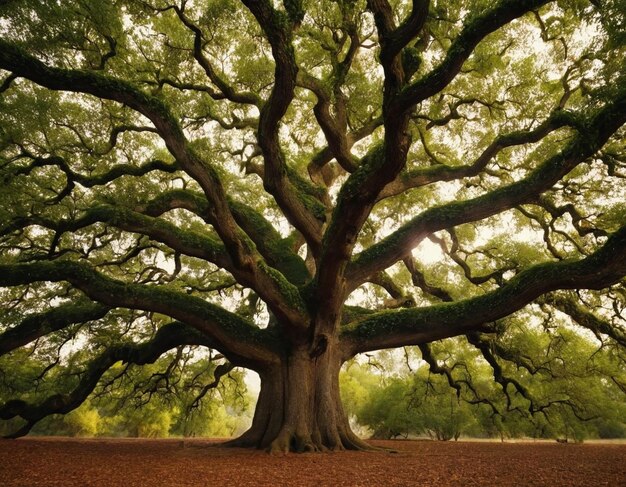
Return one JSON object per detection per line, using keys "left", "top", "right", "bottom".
{"left": 222, "top": 349, "right": 379, "bottom": 453}
{"left": 223, "top": 427, "right": 378, "bottom": 453}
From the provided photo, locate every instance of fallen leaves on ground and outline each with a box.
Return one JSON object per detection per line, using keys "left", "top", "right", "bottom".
{"left": 1, "top": 437, "right": 624, "bottom": 486}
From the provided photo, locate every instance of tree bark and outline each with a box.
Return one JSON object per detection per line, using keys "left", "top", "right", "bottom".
{"left": 225, "top": 344, "right": 369, "bottom": 452}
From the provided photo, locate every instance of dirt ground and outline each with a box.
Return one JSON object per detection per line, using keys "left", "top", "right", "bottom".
{"left": 0, "top": 437, "right": 624, "bottom": 486}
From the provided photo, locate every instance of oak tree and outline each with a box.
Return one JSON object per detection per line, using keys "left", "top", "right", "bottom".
{"left": 0, "top": 0, "right": 625, "bottom": 451}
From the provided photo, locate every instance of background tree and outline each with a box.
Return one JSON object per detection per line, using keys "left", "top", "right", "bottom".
{"left": 0, "top": 340, "right": 250, "bottom": 438}
{"left": 345, "top": 334, "right": 626, "bottom": 441}
{"left": 0, "top": 0, "right": 625, "bottom": 452}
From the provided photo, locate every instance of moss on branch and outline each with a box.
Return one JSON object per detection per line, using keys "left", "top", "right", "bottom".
{"left": 398, "top": 0, "right": 552, "bottom": 109}
{"left": 349, "top": 87, "right": 626, "bottom": 286}
{"left": 0, "top": 260, "right": 281, "bottom": 365}
{"left": 0, "top": 299, "right": 110, "bottom": 356}
{"left": 342, "top": 223, "right": 626, "bottom": 354}
{"left": 141, "top": 189, "right": 310, "bottom": 285}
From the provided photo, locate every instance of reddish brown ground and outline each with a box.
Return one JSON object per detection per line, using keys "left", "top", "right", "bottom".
{"left": 0, "top": 437, "right": 624, "bottom": 486}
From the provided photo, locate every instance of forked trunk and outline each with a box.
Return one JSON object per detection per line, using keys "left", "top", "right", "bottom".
{"left": 225, "top": 345, "right": 369, "bottom": 452}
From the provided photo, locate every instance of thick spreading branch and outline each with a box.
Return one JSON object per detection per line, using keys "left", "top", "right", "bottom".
{"left": 0, "top": 39, "right": 309, "bottom": 329}
{"left": 342, "top": 222, "right": 626, "bottom": 355}
{"left": 0, "top": 321, "right": 213, "bottom": 438}
{"left": 348, "top": 89, "right": 626, "bottom": 287}
{"left": 241, "top": 0, "right": 325, "bottom": 254}
{"left": 315, "top": 0, "right": 556, "bottom": 331}
{"left": 396, "top": 0, "right": 553, "bottom": 110}
{"left": 2, "top": 205, "right": 230, "bottom": 266}
{"left": 139, "top": 190, "right": 309, "bottom": 285}
{"left": 0, "top": 300, "right": 109, "bottom": 356}
{"left": 0, "top": 260, "right": 279, "bottom": 366}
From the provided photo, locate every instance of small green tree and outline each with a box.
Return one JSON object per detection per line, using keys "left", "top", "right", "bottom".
{"left": 62, "top": 402, "right": 102, "bottom": 437}
{"left": 357, "top": 378, "right": 420, "bottom": 439}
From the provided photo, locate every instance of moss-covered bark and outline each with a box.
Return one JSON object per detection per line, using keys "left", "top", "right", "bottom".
{"left": 342, "top": 223, "right": 626, "bottom": 354}
{"left": 226, "top": 343, "right": 370, "bottom": 452}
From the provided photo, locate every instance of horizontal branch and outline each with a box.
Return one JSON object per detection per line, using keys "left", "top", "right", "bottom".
{"left": 341, "top": 222, "right": 626, "bottom": 355}
{"left": 3, "top": 198, "right": 310, "bottom": 327}
{"left": 0, "top": 260, "right": 280, "bottom": 366}
{"left": 0, "top": 299, "right": 110, "bottom": 356}
{"left": 1, "top": 204, "right": 232, "bottom": 269}
{"left": 8, "top": 154, "right": 178, "bottom": 188}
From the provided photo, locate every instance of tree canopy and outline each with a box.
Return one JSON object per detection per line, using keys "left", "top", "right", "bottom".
{"left": 0, "top": 0, "right": 625, "bottom": 452}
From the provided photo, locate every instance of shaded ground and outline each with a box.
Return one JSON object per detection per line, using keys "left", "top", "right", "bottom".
{"left": 1, "top": 437, "right": 625, "bottom": 486}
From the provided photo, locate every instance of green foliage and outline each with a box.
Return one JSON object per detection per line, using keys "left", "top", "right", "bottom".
{"left": 346, "top": 365, "right": 477, "bottom": 440}
{"left": 339, "top": 361, "right": 379, "bottom": 418}
{"left": 63, "top": 402, "right": 101, "bottom": 437}
{"left": 1, "top": 0, "right": 625, "bottom": 448}
{"left": 343, "top": 328, "right": 626, "bottom": 441}
{"left": 1, "top": 343, "right": 252, "bottom": 438}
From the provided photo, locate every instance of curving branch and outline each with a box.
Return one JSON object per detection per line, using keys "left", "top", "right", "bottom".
{"left": 1, "top": 204, "right": 231, "bottom": 270}
{"left": 241, "top": 0, "right": 325, "bottom": 255}
{"left": 341, "top": 221, "right": 626, "bottom": 355}
{"left": 189, "top": 362, "right": 236, "bottom": 410}
{"left": 378, "top": 108, "right": 578, "bottom": 200}
{"left": 307, "top": 115, "right": 383, "bottom": 184}
{"left": 297, "top": 7, "right": 372, "bottom": 176}
{"left": 6, "top": 154, "right": 178, "bottom": 188}
{"left": 541, "top": 293, "right": 626, "bottom": 348}
{"left": 168, "top": 3, "right": 262, "bottom": 106}
{"left": 313, "top": 2, "right": 553, "bottom": 329}
{"left": 139, "top": 189, "right": 309, "bottom": 285}
{"left": 403, "top": 256, "right": 454, "bottom": 302}
{"left": 298, "top": 72, "right": 359, "bottom": 174}
{"left": 417, "top": 343, "right": 505, "bottom": 417}
{"left": 466, "top": 332, "right": 534, "bottom": 410}
{"left": 348, "top": 88, "right": 626, "bottom": 287}
{"left": 0, "top": 260, "right": 280, "bottom": 366}
{"left": 0, "top": 321, "right": 213, "bottom": 438}
{"left": 0, "top": 299, "right": 109, "bottom": 356}
{"left": 314, "top": 0, "right": 431, "bottom": 315}
{"left": 368, "top": 0, "right": 429, "bottom": 89}
{"left": 0, "top": 39, "right": 309, "bottom": 329}
{"left": 396, "top": 0, "right": 553, "bottom": 110}
{"left": 432, "top": 231, "right": 514, "bottom": 286}
{"left": 418, "top": 343, "right": 463, "bottom": 397}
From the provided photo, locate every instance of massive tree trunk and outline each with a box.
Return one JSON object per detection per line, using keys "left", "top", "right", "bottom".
{"left": 226, "top": 343, "right": 367, "bottom": 452}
